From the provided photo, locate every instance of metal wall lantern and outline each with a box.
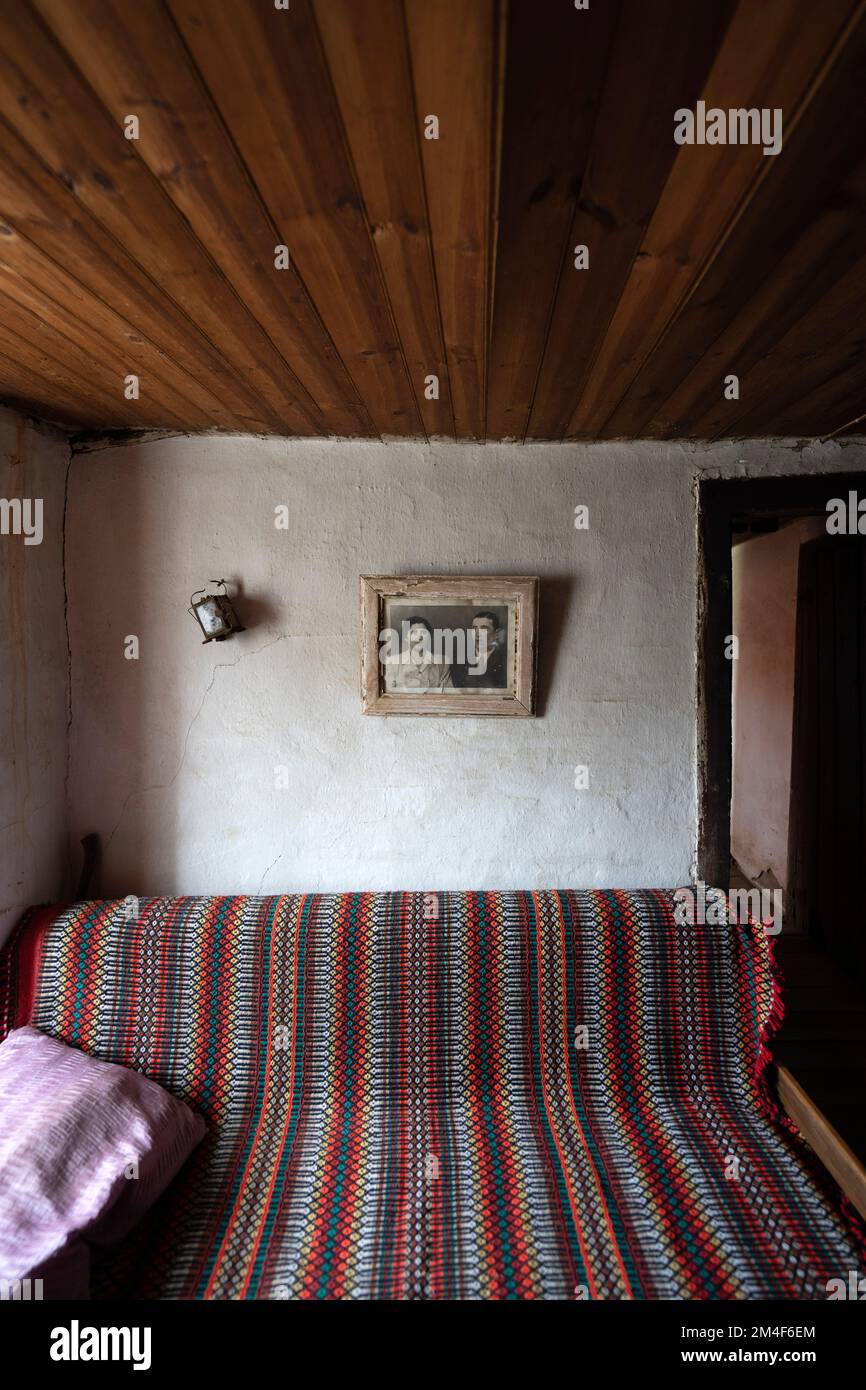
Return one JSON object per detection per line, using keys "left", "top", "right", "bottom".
{"left": 189, "top": 579, "right": 245, "bottom": 643}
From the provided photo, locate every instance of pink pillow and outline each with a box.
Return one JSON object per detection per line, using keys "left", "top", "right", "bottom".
{"left": 0, "top": 1027, "right": 205, "bottom": 1298}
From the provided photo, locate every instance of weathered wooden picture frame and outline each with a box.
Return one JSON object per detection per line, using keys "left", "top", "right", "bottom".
{"left": 360, "top": 575, "right": 539, "bottom": 717}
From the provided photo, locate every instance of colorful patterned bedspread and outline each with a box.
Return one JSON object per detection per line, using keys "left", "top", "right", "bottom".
{"left": 1, "top": 891, "right": 863, "bottom": 1300}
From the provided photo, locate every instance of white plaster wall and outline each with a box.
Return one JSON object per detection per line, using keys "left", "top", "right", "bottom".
{"left": 65, "top": 434, "right": 864, "bottom": 896}
{"left": 0, "top": 408, "right": 69, "bottom": 945}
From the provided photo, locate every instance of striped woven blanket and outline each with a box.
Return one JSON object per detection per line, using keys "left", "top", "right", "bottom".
{"left": 1, "top": 891, "right": 863, "bottom": 1300}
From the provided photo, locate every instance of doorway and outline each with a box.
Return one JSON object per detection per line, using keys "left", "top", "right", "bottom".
{"left": 697, "top": 471, "right": 866, "bottom": 897}
{"left": 698, "top": 470, "right": 866, "bottom": 1165}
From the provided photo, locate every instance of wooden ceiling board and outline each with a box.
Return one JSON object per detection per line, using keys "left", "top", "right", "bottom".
{"left": 33, "top": 0, "right": 370, "bottom": 436}
{"left": 570, "top": 0, "right": 861, "bottom": 439}
{"left": 313, "top": 0, "right": 454, "bottom": 437}
{"left": 525, "top": 0, "right": 736, "bottom": 440}
{"left": 169, "top": 0, "right": 423, "bottom": 436}
{"left": 487, "top": 0, "right": 621, "bottom": 440}
{"left": 603, "top": 0, "right": 866, "bottom": 438}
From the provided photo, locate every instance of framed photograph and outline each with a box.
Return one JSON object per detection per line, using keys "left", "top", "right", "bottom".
{"left": 360, "top": 575, "right": 539, "bottom": 716}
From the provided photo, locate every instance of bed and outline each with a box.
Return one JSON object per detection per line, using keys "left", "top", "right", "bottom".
{"left": 1, "top": 890, "right": 863, "bottom": 1299}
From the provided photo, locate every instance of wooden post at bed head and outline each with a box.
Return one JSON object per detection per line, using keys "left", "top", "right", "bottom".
{"left": 76, "top": 833, "right": 101, "bottom": 900}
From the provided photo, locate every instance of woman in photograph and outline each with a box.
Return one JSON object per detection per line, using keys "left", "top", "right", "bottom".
{"left": 383, "top": 616, "right": 454, "bottom": 692}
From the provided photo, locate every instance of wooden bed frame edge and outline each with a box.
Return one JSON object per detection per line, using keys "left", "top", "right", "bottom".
{"left": 777, "top": 1064, "right": 866, "bottom": 1222}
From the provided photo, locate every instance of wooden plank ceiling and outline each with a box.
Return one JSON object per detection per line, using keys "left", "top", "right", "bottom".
{"left": 0, "top": 0, "right": 864, "bottom": 441}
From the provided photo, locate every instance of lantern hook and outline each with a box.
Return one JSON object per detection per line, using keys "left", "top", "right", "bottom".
{"left": 188, "top": 578, "right": 229, "bottom": 609}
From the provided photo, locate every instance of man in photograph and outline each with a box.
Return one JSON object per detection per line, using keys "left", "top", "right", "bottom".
{"left": 452, "top": 610, "right": 508, "bottom": 688}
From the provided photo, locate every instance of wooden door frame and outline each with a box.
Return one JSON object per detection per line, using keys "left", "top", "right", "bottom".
{"left": 696, "top": 470, "right": 866, "bottom": 886}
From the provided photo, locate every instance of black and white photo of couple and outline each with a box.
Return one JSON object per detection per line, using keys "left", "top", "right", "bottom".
{"left": 381, "top": 605, "right": 510, "bottom": 693}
